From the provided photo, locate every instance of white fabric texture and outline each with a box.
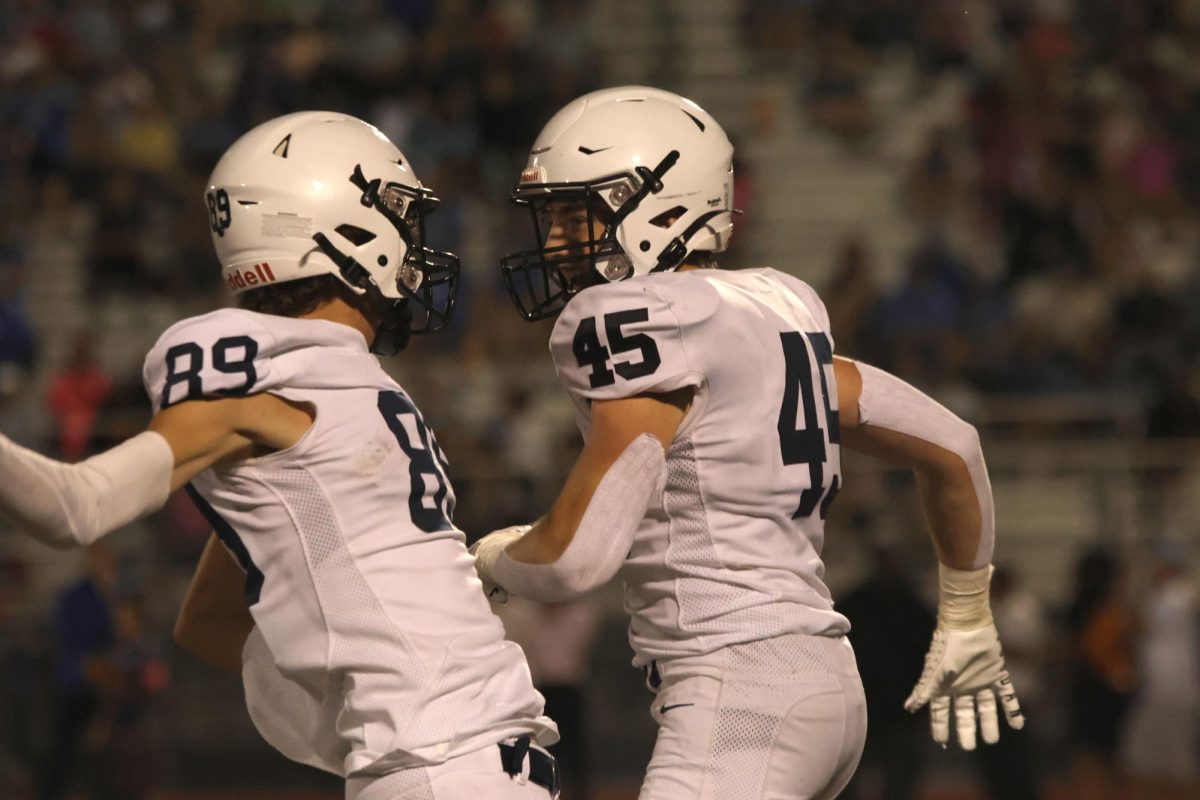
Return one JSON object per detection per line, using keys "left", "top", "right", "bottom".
{"left": 855, "top": 362, "right": 994, "bottom": 569}
{"left": 242, "top": 625, "right": 347, "bottom": 775}
{"left": 346, "top": 743, "right": 556, "bottom": 800}
{"left": 0, "top": 431, "right": 173, "bottom": 549}
{"left": 938, "top": 563, "right": 994, "bottom": 630}
{"left": 638, "top": 634, "right": 866, "bottom": 800}
{"left": 490, "top": 434, "right": 666, "bottom": 603}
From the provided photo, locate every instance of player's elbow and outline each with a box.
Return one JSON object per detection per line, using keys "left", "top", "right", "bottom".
{"left": 528, "top": 512, "right": 576, "bottom": 564}
{"left": 945, "top": 419, "right": 983, "bottom": 469}
{"left": 923, "top": 418, "right": 983, "bottom": 476}
{"left": 551, "top": 559, "right": 617, "bottom": 599}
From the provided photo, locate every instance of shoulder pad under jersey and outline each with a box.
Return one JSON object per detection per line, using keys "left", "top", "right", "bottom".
{"left": 549, "top": 274, "right": 719, "bottom": 402}
{"left": 143, "top": 309, "right": 282, "bottom": 411}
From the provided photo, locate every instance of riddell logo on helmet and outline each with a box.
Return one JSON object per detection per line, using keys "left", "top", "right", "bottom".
{"left": 520, "top": 167, "right": 546, "bottom": 184}
{"left": 226, "top": 263, "right": 277, "bottom": 291}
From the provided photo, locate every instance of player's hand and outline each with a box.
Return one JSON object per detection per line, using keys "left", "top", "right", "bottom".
{"left": 904, "top": 623, "right": 1025, "bottom": 750}
{"left": 468, "top": 524, "right": 532, "bottom": 604}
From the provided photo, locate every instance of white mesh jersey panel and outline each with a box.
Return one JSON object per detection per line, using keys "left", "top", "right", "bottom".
{"left": 554, "top": 270, "right": 851, "bottom": 666}
{"left": 172, "top": 313, "right": 553, "bottom": 777}
{"left": 708, "top": 706, "right": 780, "bottom": 800}
{"left": 663, "top": 439, "right": 798, "bottom": 643}
{"left": 264, "top": 465, "right": 428, "bottom": 754}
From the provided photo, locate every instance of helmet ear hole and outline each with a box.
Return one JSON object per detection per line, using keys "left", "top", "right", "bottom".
{"left": 335, "top": 224, "right": 376, "bottom": 246}
{"left": 648, "top": 206, "right": 687, "bottom": 228}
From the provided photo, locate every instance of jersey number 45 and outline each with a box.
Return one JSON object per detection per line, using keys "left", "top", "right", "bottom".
{"left": 778, "top": 331, "right": 840, "bottom": 520}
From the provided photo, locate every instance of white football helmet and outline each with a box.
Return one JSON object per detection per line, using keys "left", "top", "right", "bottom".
{"left": 206, "top": 111, "right": 459, "bottom": 350}
{"left": 501, "top": 86, "right": 735, "bottom": 320}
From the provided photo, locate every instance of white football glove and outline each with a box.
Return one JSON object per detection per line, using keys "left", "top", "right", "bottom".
{"left": 468, "top": 524, "right": 532, "bottom": 604}
{"left": 904, "top": 623, "right": 1025, "bottom": 749}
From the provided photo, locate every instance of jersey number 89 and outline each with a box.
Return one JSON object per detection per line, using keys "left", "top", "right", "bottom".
{"left": 378, "top": 391, "right": 455, "bottom": 533}
{"left": 162, "top": 336, "right": 259, "bottom": 407}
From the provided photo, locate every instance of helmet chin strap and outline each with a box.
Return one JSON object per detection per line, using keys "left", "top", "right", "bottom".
{"left": 652, "top": 210, "right": 729, "bottom": 272}
{"left": 371, "top": 300, "right": 412, "bottom": 356}
{"left": 312, "top": 231, "right": 413, "bottom": 355}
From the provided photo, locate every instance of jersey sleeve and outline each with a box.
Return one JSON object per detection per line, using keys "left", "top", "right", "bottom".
{"left": 142, "top": 309, "right": 280, "bottom": 412}
{"left": 549, "top": 278, "right": 717, "bottom": 402}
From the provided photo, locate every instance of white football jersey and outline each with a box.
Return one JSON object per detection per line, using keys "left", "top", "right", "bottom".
{"left": 550, "top": 268, "right": 851, "bottom": 666}
{"left": 143, "top": 309, "right": 555, "bottom": 776}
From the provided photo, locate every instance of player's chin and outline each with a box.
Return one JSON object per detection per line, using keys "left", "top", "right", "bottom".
{"left": 554, "top": 259, "right": 597, "bottom": 291}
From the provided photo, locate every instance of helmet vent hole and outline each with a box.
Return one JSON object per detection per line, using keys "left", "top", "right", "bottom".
{"left": 640, "top": 241, "right": 651, "bottom": 252}
{"left": 682, "top": 110, "right": 706, "bottom": 132}
{"left": 272, "top": 134, "right": 291, "bottom": 158}
{"left": 377, "top": 256, "right": 389, "bottom": 267}
{"left": 335, "top": 224, "right": 376, "bottom": 246}
{"left": 237, "top": 200, "right": 259, "bottom": 206}
{"left": 648, "top": 206, "right": 687, "bottom": 228}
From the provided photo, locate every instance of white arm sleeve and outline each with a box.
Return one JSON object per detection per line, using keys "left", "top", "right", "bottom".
{"left": 491, "top": 433, "right": 666, "bottom": 603}
{"left": 0, "top": 431, "right": 174, "bottom": 549}
{"left": 856, "top": 362, "right": 994, "bottom": 569}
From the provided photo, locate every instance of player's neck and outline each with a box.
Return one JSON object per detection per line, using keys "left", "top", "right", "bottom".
{"left": 298, "top": 296, "right": 377, "bottom": 348}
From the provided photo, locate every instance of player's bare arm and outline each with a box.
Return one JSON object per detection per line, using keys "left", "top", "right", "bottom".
{"left": 832, "top": 356, "right": 1025, "bottom": 750}
{"left": 150, "top": 393, "right": 315, "bottom": 493}
{"left": 175, "top": 533, "right": 256, "bottom": 673}
{"left": 473, "top": 388, "right": 690, "bottom": 601}
{"left": 0, "top": 392, "right": 312, "bottom": 549}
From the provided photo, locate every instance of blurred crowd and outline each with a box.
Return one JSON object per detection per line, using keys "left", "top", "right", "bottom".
{"left": 0, "top": 1, "right": 1198, "bottom": 799}
{"left": 750, "top": 0, "right": 1200, "bottom": 439}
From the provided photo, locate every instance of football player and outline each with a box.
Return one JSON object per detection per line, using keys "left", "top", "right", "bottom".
{"left": 0, "top": 112, "right": 560, "bottom": 800}
{"left": 472, "top": 87, "right": 1024, "bottom": 799}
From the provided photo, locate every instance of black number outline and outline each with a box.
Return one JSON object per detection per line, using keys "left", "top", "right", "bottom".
{"left": 206, "top": 188, "right": 231, "bottom": 236}
{"left": 605, "top": 308, "right": 662, "bottom": 380}
{"left": 572, "top": 308, "right": 662, "bottom": 388}
{"left": 161, "top": 337, "right": 261, "bottom": 407}
{"left": 162, "top": 342, "right": 204, "bottom": 408}
{"left": 573, "top": 316, "right": 614, "bottom": 388}
{"left": 777, "top": 331, "right": 841, "bottom": 519}
{"left": 212, "top": 336, "right": 259, "bottom": 396}
{"left": 378, "top": 391, "right": 455, "bottom": 533}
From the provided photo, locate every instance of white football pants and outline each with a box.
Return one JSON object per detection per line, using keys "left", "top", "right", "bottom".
{"left": 639, "top": 634, "right": 867, "bottom": 800}
{"left": 346, "top": 743, "right": 556, "bottom": 800}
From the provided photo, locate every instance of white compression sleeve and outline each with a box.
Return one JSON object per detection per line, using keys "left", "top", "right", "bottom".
{"left": 0, "top": 431, "right": 174, "bottom": 549}
{"left": 856, "top": 362, "right": 994, "bottom": 569}
{"left": 491, "top": 433, "right": 666, "bottom": 603}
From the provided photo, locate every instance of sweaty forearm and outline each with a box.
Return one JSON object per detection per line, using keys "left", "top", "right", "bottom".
{"left": 0, "top": 432, "right": 174, "bottom": 549}
{"left": 914, "top": 457, "right": 986, "bottom": 570}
